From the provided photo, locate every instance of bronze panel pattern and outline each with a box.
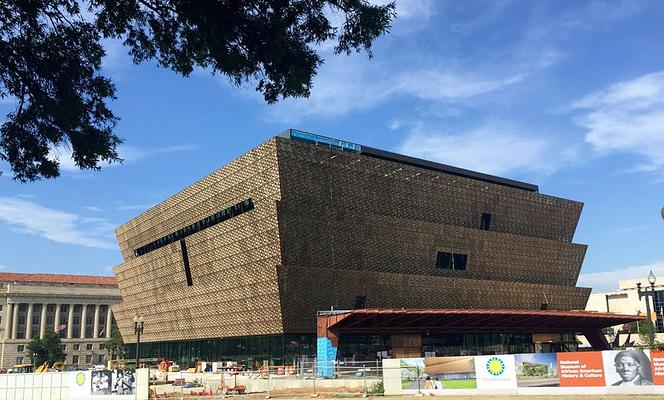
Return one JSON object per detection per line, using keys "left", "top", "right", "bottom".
{"left": 113, "top": 140, "right": 284, "bottom": 343}
{"left": 113, "top": 135, "right": 591, "bottom": 342}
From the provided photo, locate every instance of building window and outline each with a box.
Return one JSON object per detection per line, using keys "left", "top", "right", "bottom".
{"left": 86, "top": 343, "right": 93, "bottom": 351}
{"left": 85, "top": 355, "right": 92, "bottom": 364}
{"left": 72, "top": 355, "right": 79, "bottom": 364}
{"left": 480, "top": 212, "right": 492, "bottom": 230}
{"left": 100, "top": 344, "right": 106, "bottom": 350}
{"left": 73, "top": 344, "right": 80, "bottom": 351}
{"left": 17, "top": 345, "right": 24, "bottom": 352}
{"left": 436, "top": 252, "right": 468, "bottom": 270}
{"left": 16, "top": 357, "right": 23, "bottom": 364}
{"left": 98, "top": 355, "right": 104, "bottom": 364}
{"left": 60, "top": 344, "right": 67, "bottom": 351}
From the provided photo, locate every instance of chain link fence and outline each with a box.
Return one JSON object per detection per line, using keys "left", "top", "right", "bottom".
{"left": 147, "top": 362, "right": 384, "bottom": 398}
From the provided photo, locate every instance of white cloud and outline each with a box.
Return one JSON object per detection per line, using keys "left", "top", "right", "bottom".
{"left": 84, "top": 206, "right": 104, "bottom": 212}
{"left": 578, "top": 260, "right": 664, "bottom": 292}
{"left": 49, "top": 143, "right": 197, "bottom": 172}
{"left": 526, "top": 0, "right": 643, "bottom": 42}
{"left": 372, "top": 0, "right": 435, "bottom": 20}
{"left": 101, "top": 38, "right": 132, "bottom": 78}
{"left": 449, "top": 0, "right": 514, "bottom": 34}
{"left": 0, "top": 265, "right": 8, "bottom": 270}
{"left": 572, "top": 71, "right": 664, "bottom": 173}
{"left": 0, "top": 197, "right": 115, "bottom": 249}
{"left": 397, "top": 122, "right": 578, "bottom": 176}
{"left": 266, "top": 53, "right": 536, "bottom": 120}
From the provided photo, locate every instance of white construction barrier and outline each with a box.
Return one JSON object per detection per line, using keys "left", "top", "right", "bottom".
{"left": 382, "top": 348, "right": 664, "bottom": 396}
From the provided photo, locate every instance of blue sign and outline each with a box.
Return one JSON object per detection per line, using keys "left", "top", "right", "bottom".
{"left": 290, "top": 130, "right": 361, "bottom": 152}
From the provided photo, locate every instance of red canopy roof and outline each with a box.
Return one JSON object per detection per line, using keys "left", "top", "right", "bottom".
{"left": 318, "top": 308, "right": 642, "bottom": 335}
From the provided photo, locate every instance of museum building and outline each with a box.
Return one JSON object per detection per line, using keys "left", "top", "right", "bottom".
{"left": 112, "top": 130, "right": 639, "bottom": 367}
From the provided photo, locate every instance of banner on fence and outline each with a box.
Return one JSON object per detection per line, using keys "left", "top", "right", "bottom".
{"left": 69, "top": 369, "right": 136, "bottom": 399}
{"left": 394, "top": 349, "right": 664, "bottom": 395}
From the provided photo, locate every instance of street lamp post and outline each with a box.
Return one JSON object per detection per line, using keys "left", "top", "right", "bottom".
{"left": 133, "top": 315, "right": 144, "bottom": 368}
{"left": 636, "top": 271, "right": 657, "bottom": 345}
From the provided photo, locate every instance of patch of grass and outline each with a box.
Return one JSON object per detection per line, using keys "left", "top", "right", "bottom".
{"left": 441, "top": 379, "right": 476, "bottom": 389}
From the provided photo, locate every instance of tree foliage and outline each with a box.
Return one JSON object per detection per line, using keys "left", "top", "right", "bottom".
{"left": 0, "top": 0, "right": 395, "bottom": 182}
{"left": 26, "top": 330, "right": 66, "bottom": 366}
{"left": 105, "top": 329, "right": 125, "bottom": 360}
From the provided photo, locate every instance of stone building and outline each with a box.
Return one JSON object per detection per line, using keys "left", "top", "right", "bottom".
{"left": 584, "top": 275, "right": 664, "bottom": 345}
{"left": 112, "top": 130, "right": 634, "bottom": 367}
{"left": 0, "top": 273, "right": 121, "bottom": 369}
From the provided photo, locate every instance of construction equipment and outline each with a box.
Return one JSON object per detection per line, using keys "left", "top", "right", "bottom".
{"left": 34, "top": 361, "right": 66, "bottom": 373}
{"left": 51, "top": 361, "right": 66, "bottom": 371}
{"left": 11, "top": 364, "right": 34, "bottom": 373}
{"left": 35, "top": 361, "right": 49, "bottom": 373}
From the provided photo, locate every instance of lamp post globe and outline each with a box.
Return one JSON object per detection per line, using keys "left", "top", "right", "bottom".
{"left": 637, "top": 272, "right": 657, "bottom": 346}
{"left": 133, "top": 315, "right": 144, "bottom": 369}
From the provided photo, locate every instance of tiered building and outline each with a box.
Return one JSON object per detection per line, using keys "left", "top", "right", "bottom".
{"left": 112, "top": 130, "right": 633, "bottom": 367}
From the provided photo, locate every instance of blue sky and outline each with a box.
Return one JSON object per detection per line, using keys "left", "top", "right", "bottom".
{"left": 1, "top": 0, "right": 663, "bottom": 292}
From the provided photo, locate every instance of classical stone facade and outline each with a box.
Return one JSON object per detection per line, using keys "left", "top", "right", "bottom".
{"left": 0, "top": 273, "right": 121, "bottom": 369}
{"left": 113, "top": 130, "right": 590, "bottom": 345}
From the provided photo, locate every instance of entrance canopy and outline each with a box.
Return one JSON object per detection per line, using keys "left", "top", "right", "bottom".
{"left": 317, "top": 308, "right": 643, "bottom": 350}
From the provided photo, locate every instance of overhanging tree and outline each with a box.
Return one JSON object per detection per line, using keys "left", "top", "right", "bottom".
{"left": 0, "top": 1, "right": 395, "bottom": 182}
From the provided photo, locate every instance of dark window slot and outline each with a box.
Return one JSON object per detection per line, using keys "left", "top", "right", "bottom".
{"left": 134, "top": 198, "right": 254, "bottom": 257}
{"left": 180, "top": 239, "right": 193, "bottom": 287}
{"left": 354, "top": 296, "right": 366, "bottom": 309}
{"left": 480, "top": 212, "right": 492, "bottom": 230}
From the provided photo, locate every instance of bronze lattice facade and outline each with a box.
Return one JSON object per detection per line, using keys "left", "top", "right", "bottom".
{"left": 113, "top": 131, "right": 590, "bottom": 346}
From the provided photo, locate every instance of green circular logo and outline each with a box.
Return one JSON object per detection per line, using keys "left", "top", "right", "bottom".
{"left": 486, "top": 357, "right": 505, "bottom": 376}
{"left": 75, "top": 372, "right": 86, "bottom": 386}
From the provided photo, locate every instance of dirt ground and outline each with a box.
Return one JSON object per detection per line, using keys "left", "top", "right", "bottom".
{"left": 151, "top": 388, "right": 664, "bottom": 399}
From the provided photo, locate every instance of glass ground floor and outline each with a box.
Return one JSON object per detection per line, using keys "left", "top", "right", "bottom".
{"left": 126, "top": 331, "right": 578, "bottom": 369}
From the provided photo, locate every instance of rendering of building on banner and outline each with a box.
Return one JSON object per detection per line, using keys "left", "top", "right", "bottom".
{"left": 383, "top": 349, "right": 664, "bottom": 394}
{"left": 0, "top": 273, "right": 121, "bottom": 370}
{"left": 111, "top": 129, "right": 641, "bottom": 368}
